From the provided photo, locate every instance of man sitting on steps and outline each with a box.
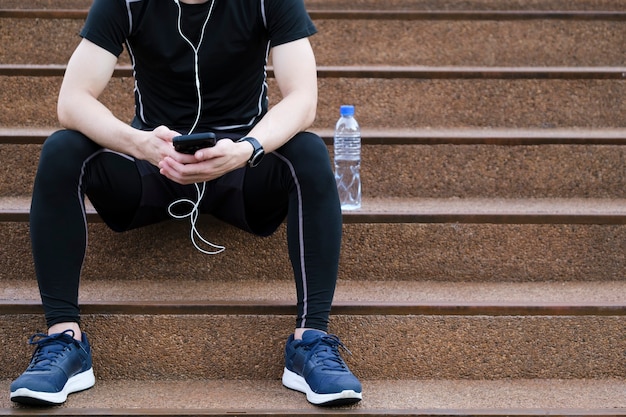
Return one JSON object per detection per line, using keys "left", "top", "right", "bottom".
{"left": 9, "top": 0, "right": 362, "bottom": 407}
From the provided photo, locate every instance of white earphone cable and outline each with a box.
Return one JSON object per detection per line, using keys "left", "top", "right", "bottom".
{"left": 168, "top": 0, "right": 224, "bottom": 255}
{"left": 167, "top": 182, "right": 225, "bottom": 255}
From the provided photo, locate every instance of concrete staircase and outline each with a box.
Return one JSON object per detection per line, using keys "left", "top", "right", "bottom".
{"left": 1, "top": 0, "right": 625, "bottom": 415}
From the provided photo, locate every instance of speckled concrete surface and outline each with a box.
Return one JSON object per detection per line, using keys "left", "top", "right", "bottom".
{"left": 0, "top": 19, "right": 83, "bottom": 66}
{"left": 311, "top": 19, "right": 626, "bottom": 67}
{"left": 0, "top": 0, "right": 91, "bottom": 7}
{"left": 0, "top": 144, "right": 39, "bottom": 196}
{"left": 1, "top": 379, "right": 626, "bottom": 412}
{"left": 313, "top": 78, "right": 626, "bottom": 130}
{"left": 4, "top": 278, "right": 626, "bottom": 305}
{"left": 0, "top": 314, "right": 625, "bottom": 380}
{"left": 4, "top": 142, "right": 626, "bottom": 198}
{"left": 5, "top": 18, "right": 625, "bottom": 67}
{"left": 358, "top": 144, "right": 626, "bottom": 199}
{"left": 1, "top": 220, "right": 625, "bottom": 283}
{"left": 2, "top": 0, "right": 626, "bottom": 11}
{"left": 303, "top": 0, "right": 626, "bottom": 11}
{"left": 4, "top": 76, "right": 625, "bottom": 130}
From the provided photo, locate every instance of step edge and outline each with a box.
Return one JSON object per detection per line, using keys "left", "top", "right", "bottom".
{"left": 3, "top": 197, "right": 626, "bottom": 224}
{"left": 3, "top": 127, "right": 626, "bottom": 145}
{"left": 0, "top": 407, "right": 624, "bottom": 416}
{"left": 2, "top": 299, "right": 625, "bottom": 316}
{"left": 2, "top": 378, "right": 625, "bottom": 415}
{"left": 3, "top": 8, "right": 626, "bottom": 20}
{"left": 5, "top": 280, "right": 626, "bottom": 311}
{"left": 2, "top": 64, "right": 626, "bottom": 79}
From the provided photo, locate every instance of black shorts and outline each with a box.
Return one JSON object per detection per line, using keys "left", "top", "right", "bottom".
{"left": 121, "top": 157, "right": 257, "bottom": 234}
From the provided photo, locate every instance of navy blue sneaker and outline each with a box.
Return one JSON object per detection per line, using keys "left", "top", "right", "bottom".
{"left": 282, "top": 330, "right": 362, "bottom": 406}
{"left": 10, "top": 330, "right": 95, "bottom": 405}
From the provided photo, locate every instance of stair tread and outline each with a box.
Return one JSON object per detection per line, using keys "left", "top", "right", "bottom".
{"left": 3, "top": 126, "right": 626, "bottom": 145}
{"left": 2, "top": 196, "right": 626, "bottom": 220}
{"left": 3, "top": 279, "right": 626, "bottom": 309}
{"left": 3, "top": 63, "right": 626, "bottom": 78}
{"left": 0, "top": 378, "right": 625, "bottom": 414}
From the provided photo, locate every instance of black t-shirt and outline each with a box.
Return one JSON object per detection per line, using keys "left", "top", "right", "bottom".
{"left": 80, "top": 0, "right": 317, "bottom": 133}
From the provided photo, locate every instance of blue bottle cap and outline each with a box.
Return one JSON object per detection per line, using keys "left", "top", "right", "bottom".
{"left": 340, "top": 105, "right": 355, "bottom": 116}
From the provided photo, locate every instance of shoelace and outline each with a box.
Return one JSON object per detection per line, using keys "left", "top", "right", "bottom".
{"left": 302, "top": 334, "right": 353, "bottom": 372}
{"left": 26, "top": 331, "right": 76, "bottom": 371}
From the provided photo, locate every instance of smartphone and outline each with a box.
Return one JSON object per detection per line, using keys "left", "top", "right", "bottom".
{"left": 173, "top": 132, "right": 217, "bottom": 154}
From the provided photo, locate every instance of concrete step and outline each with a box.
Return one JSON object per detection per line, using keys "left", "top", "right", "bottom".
{"left": 3, "top": 66, "right": 625, "bottom": 130}
{"left": 3, "top": 127, "right": 625, "bottom": 199}
{"left": 2, "top": 3, "right": 624, "bottom": 415}
{"left": 4, "top": 195, "right": 626, "bottom": 224}
{"left": 3, "top": 11, "right": 625, "bottom": 66}
{"left": 5, "top": 126, "right": 626, "bottom": 145}
{"left": 5, "top": 276, "right": 626, "bottom": 306}
{"left": 2, "top": 196, "right": 625, "bottom": 283}
{"left": 1, "top": 278, "right": 625, "bottom": 380}
{"left": 1, "top": 308, "right": 626, "bottom": 380}
{"left": 1, "top": 379, "right": 626, "bottom": 415}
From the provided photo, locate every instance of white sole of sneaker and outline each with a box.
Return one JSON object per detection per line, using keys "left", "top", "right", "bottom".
{"left": 10, "top": 367, "right": 96, "bottom": 405}
{"left": 282, "top": 367, "right": 362, "bottom": 406}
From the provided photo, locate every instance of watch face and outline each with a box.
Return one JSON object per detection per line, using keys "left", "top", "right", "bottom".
{"left": 250, "top": 149, "right": 264, "bottom": 167}
{"left": 238, "top": 136, "right": 264, "bottom": 168}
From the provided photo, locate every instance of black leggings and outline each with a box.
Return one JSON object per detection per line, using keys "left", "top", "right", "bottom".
{"left": 30, "top": 129, "right": 342, "bottom": 332}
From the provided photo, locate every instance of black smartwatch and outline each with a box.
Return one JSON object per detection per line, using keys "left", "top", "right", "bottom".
{"left": 237, "top": 136, "right": 265, "bottom": 168}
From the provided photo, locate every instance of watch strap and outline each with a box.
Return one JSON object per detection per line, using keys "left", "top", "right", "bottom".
{"left": 237, "top": 136, "right": 264, "bottom": 167}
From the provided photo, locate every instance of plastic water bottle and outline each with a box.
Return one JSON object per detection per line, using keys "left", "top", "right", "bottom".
{"left": 334, "top": 105, "right": 361, "bottom": 210}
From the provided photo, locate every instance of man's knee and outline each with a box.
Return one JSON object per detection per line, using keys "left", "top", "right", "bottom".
{"left": 38, "top": 130, "right": 101, "bottom": 176}
{"left": 42, "top": 130, "right": 99, "bottom": 158}
{"left": 281, "top": 132, "right": 332, "bottom": 171}
{"left": 286, "top": 131, "right": 327, "bottom": 156}
{"left": 279, "top": 132, "right": 336, "bottom": 195}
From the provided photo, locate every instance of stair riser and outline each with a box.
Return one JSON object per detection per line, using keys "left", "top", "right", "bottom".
{"left": 316, "top": 78, "right": 626, "bottom": 130}
{"left": 1, "top": 0, "right": 91, "bottom": 7}
{"left": 313, "top": 20, "right": 626, "bottom": 66}
{"left": 2, "top": 222, "right": 625, "bottom": 283}
{"left": 303, "top": 0, "right": 626, "bottom": 10}
{"left": 3, "top": 0, "right": 626, "bottom": 10}
{"left": 3, "top": 77, "right": 625, "bottom": 130}
{"left": 1, "top": 314, "right": 624, "bottom": 380}
{"left": 0, "top": 144, "right": 39, "bottom": 197}
{"left": 361, "top": 144, "right": 626, "bottom": 199}
{"left": 4, "top": 18, "right": 625, "bottom": 66}
{"left": 3, "top": 143, "right": 625, "bottom": 199}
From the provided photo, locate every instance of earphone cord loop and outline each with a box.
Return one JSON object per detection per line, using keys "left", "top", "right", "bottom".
{"left": 167, "top": 182, "right": 225, "bottom": 255}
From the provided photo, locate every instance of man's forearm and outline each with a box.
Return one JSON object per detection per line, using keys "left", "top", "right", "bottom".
{"left": 57, "top": 90, "right": 149, "bottom": 159}
{"left": 246, "top": 89, "right": 317, "bottom": 153}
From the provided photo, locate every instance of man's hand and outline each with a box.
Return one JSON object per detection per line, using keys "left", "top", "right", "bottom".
{"left": 158, "top": 136, "right": 252, "bottom": 185}
{"left": 139, "top": 125, "right": 194, "bottom": 167}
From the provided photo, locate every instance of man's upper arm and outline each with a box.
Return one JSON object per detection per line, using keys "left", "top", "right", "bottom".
{"left": 60, "top": 38, "right": 119, "bottom": 101}
{"left": 271, "top": 37, "right": 317, "bottom": 99}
